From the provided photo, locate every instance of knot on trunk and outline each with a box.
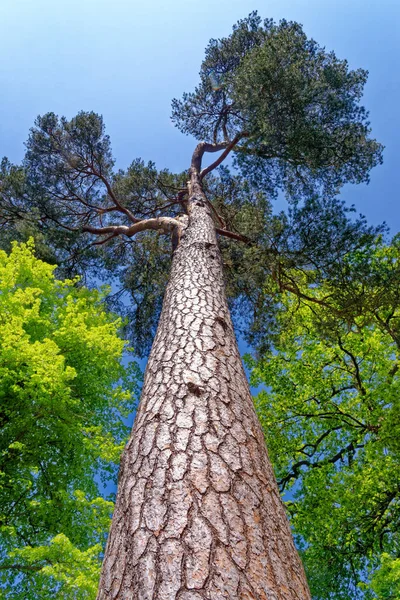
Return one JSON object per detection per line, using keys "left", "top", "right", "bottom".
{"left": 215, "top": 316, "right": 228, "bottom": 331}
{"left": 187, "top": 381, "right": 204, "bottom": 396}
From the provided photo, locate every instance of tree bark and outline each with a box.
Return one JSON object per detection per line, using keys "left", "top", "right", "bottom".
{"left": 96, "top": 172, "right": 311, "bottom": 600}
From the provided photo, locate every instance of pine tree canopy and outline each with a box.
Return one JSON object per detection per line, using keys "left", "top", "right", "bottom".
{"left": 172, "top": 13, "right": 382, "bottom": 199}
{"left": 0, "top": 13, "right": 383, "bottom": 356}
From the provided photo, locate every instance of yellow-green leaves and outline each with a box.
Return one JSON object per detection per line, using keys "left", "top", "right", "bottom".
{"left": 0, "top": 241, "right": 139, "bottom": 598}
{"left": 366, "top": 554, "right": 400, "bottom": 599}
{"left": 8, "top": 534, "right": 103, "bottom": 599}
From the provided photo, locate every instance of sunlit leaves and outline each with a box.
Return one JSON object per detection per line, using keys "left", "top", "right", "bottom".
{"left": 0, "top": 241, "right": 140, "bottom": 598}
{"left": 366, "top": 554, "right": 400, "bottom": 599}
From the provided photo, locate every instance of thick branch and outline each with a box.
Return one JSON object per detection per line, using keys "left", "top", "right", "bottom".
{"left": 200, "top": 134, "right": 247, "bottom": 179}
{"left": 191, "top": 141, "right": 229, "bottom": 173}
{"left": 82, "top": 216, "right": 181, "bottom": 238}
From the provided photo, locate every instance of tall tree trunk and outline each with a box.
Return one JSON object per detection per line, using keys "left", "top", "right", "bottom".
{"left": 97, "top": 172, "right": 311, "bottom": 600}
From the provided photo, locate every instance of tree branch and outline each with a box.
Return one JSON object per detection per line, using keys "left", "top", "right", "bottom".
{"left": 278, "top": 440, "right": 365, "bottom": 491}
{"left": 216, "top": 227, "right": 251, "bottom": 244}
{"left": 140, "top": 194, "right": 187, "bottom": 217}
{"left": 81, "top": 216, "right": 181, "bottom": 238}
{"left": 337, "top": 337, "right": 367, "bottom": 397}
{"left": 191, "top": 141, "right": 229, "bottom": 173}
{"left": 0, "top": 564, "right": 44, "bottom": 572}
{"left": 80, "top": 164, "right": 139, "bottom": 224}
{"left": 200, "top": 133, "right": 247, "bottom": 179}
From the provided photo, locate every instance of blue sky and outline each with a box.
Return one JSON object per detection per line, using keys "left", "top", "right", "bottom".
{"left": 1, "top": 0, "right": 399, "bottom": 232}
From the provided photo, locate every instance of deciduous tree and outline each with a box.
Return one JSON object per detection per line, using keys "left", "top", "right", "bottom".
{"left": 0, "top": 241, "right": 139, "bottom": 599}
{"left": 248, "top": 238, "right": 400, "bottom": 599}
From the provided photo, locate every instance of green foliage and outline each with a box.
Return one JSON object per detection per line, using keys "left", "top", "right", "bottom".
{"left": 0, "top": 241, "right": 140, "bottom": 598}
{"left": 2, "top": 125, "right": 382, "bottom": 356}
{"left": 0, "top": 113, "right": 190, "bottom": 355}
{"left": 24, "top": 112, "right": 188, "bottom": 229}
{"left": 248, "top": 239, "right": 400, "bottom": 599}
{"left": 366, "top": 554, "right": 400, "bottom": 599}
{"left": 0, "top": 15, "right": 383, "bottom": 356}
{"left": 7, "top": 533, "right": 103, "bottom": 599}
{"left": 214, "top": 172, "right": 384, "bottom": 349}
{"left": 172, "top": 13, "right": 382, "bottom": 199}
{"left": 0, "top": 12, "right": 388, "bottom": 599}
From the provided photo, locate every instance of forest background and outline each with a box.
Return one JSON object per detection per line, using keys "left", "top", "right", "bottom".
{"left": 1, "top": 0, "right": 400, "bottom": 598}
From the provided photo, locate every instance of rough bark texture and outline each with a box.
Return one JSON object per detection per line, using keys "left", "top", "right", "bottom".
{"left": 97, "top": 175, "right": 311, "bottom": 600}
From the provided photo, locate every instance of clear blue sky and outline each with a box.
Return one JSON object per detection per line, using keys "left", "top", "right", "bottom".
{"left": 1, "top": 0, "right": 399, "bottom": 231}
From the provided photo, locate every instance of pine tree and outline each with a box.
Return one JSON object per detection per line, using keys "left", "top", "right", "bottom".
{"left": 0, "top": 14, "right": 382, "bottom": 599}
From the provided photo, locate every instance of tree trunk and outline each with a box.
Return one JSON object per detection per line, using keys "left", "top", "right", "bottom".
{"left": 96, "top": 172, "right": 311, "bottom": 600}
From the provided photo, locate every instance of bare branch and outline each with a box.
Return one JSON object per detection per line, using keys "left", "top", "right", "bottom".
{"left": 200, "top": 133, "right": 248, "bottom": 179}
{"left": 216, "top": 227, "right": 251, "bottom": 244}
{"left": 82, "top": 216, "right": 181, "bottom": 238}
{"left": 191, "top": 141, "right": 229, "bottom": 173}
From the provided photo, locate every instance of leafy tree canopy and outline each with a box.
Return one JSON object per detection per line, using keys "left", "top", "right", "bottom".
{"left": 0, "top": 13, "right": 383, "bottom": 356}
{"left": 0, "top": 241, "right": 139, "bottom": 599}
{"left": 248, "top": 237, "right": 400, "bottom": 599}
{"left": 0, "top": 11, "right": 391, "bottom": 599}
